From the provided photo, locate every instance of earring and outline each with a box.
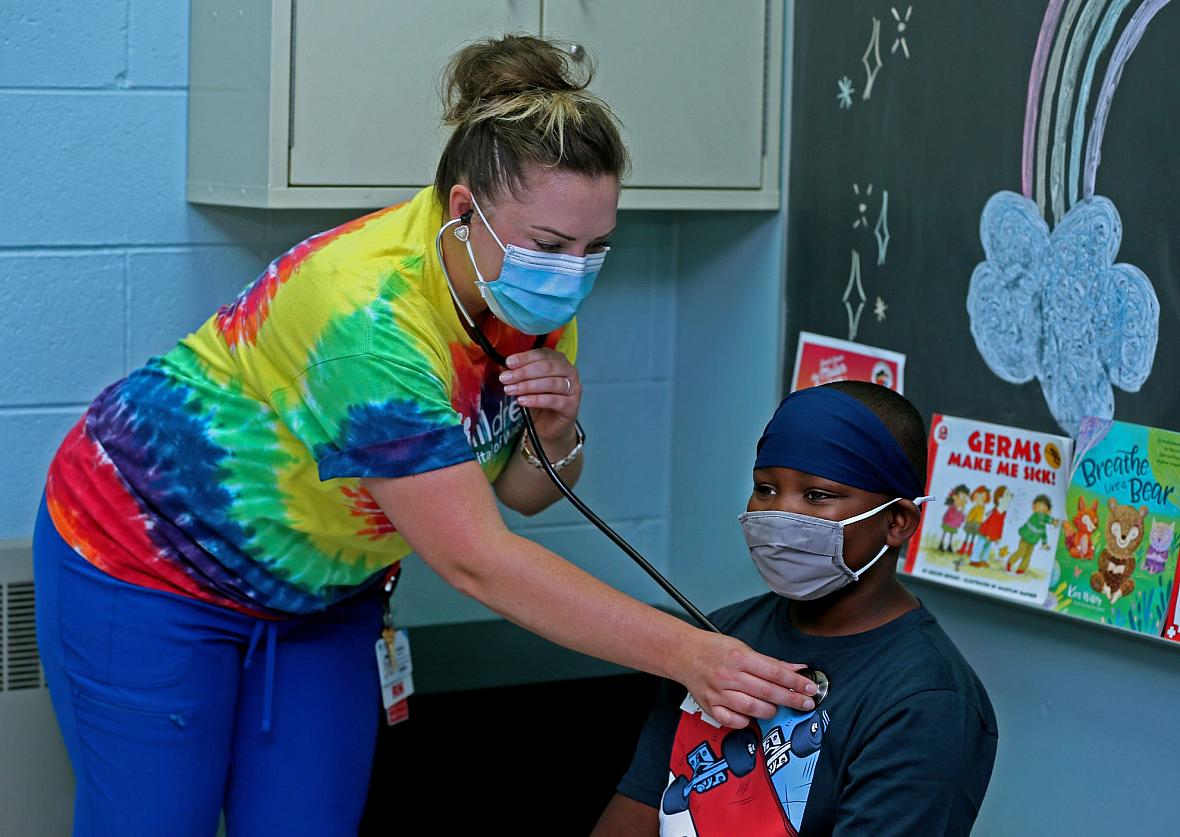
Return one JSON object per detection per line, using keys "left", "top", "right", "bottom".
{"left": 453, "top": 224, "right": 470, "bottom": 242}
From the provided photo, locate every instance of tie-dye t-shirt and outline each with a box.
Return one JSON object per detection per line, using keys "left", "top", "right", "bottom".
{"left": 45, "top": 187, "right": 576, "bottom": 617}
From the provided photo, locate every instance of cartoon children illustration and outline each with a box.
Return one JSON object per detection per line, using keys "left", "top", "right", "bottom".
{"left": 1006, "top": 495, "right": 1061, "bottom": 574}
{"left": 972, "top": 486, "right": 1011, "bottom": 568}
{"left": 937, "top": 485, "right": 969, "bottom": 552}
{"left": 957, "top": 486, "right": 990, "bottom": 559}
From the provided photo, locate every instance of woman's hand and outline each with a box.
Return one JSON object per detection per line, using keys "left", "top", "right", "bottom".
{"left": 500, "top": 348, "right": 581, "bottom": 446}
{"left": 674, "top": 630, "right": 819, "bottom": 729}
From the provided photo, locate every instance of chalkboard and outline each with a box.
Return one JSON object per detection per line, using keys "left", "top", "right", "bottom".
{"left": 785, "top": 0, "right": 1179, "bottom": 438}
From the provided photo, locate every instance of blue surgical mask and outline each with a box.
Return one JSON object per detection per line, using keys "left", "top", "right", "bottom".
{"left": 739, "top": 495, "right": 933, "bottom": 601}
{"left": 460, "top": 194, "right": 607, "bottom": 335}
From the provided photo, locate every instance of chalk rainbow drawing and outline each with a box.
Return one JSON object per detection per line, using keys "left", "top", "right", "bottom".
{"left": 967, "top": 0, "right": 1166, "bottom": 435}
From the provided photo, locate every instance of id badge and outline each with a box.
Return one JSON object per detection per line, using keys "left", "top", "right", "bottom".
{"left": 376, "top": 567, "right": 413, "bottom": 726}
{"left": 375, "top": 629, "right": 413, "bottom": 725}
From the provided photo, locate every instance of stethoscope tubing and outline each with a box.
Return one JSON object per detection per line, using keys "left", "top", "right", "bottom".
{"left": 434, "top": 216, "right": 839, "bottom": 704}
{"left": 517, "top": 405, "right": 721, "bottom": 633}
{"left": 435, "top": 214, "right": 720, "bottom": 633}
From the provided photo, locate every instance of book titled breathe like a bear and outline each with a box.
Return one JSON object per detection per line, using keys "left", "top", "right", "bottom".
{"left": 1051, "top": 418, "right": 1180, "bottom": 641}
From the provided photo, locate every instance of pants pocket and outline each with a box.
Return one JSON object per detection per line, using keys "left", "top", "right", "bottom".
{"left": 58, "top": 556, "right": 193, "bottom": 688}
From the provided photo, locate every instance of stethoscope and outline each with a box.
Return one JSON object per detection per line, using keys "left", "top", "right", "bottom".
{"left": 435, "top": 213, "right": 829, "bottom": 708}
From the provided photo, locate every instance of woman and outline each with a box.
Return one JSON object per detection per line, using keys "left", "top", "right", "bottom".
{"left": 34, "top": 35, "right": 817, "bottom": 834}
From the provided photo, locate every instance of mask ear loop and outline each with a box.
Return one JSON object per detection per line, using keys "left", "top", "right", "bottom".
{"left": 848, "top": 494, "right": 935, "bottom": 579}
{"left": 470, "top": 194, "right": 507, "bottom": 251}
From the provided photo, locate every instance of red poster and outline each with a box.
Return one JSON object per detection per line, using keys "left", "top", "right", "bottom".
{"left": 791, "top": 332, "right": 905, "bottom": 394}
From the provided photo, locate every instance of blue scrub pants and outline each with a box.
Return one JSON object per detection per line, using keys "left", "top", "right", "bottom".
{"left": 33, "top": 497, "right": 385, "bottom": 836}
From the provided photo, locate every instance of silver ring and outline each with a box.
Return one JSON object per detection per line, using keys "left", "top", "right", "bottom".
{"left": 562, "top": 376, "right": 572, "bottom": 396}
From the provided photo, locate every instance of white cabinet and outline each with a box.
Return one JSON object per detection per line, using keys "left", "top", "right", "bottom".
{"left": 543, "top": 1, "right": 767, "bottom": 191}
{"left": 287, "top": 1, "right": 540, "bottom": 188}
{"left": 187, "top": 0, "right": 781, "bottom": 210}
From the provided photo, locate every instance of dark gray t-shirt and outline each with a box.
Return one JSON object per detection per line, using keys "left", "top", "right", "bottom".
{"left": 618, "top": 595, "right": 998, "bottom": 836}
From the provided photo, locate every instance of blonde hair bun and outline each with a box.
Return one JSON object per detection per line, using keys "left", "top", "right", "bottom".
{"left": 434, "top": 34, "right": 629, "bottom": 202}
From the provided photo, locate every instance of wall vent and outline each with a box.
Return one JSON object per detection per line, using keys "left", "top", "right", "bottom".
{"left": 2, "top": 582, "right": 45, "bottom": 692}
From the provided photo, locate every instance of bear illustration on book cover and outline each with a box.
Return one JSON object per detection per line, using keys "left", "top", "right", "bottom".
{"left": 1051, "top": 418, "right": 1180, "bottom": 640}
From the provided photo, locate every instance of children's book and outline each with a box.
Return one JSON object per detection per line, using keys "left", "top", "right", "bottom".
{"left": 790, "top": 332, "right": 905, "bottom": 394}
{"left": 904, "top": 415, "right": 1072, "bottom": 605}
{"left": 1049, "top": 418, "right": 1180, "bottom": 641}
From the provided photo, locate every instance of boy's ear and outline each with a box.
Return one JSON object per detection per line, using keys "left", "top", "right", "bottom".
{"left": 885, "top": 500, "right": 923, "bottom": 547}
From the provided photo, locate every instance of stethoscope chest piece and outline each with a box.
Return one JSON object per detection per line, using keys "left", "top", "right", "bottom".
{"left": 801, "top": 668, "right": 830, "bottom": 706}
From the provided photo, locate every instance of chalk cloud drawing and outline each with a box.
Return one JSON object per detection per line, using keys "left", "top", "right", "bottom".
{"left": 861, "top": 18, "right": 883, "bottom": 100}
{"left": 968, "top": 0, "right": 1165, "bottom": 435}
{"left": 891, "top": 6, "right": 913, "bottom": 58}
{"left": 874, "top": 296, "right": 888, "bottom": 322}
{"left": 837, "top": 76, "right": 855, "bottom": 108}
{"left": 968, "top": 192, "right": 1157, "bottom": 436}
{"left": 843, "top": 250, "right": 867, "bottom": 340}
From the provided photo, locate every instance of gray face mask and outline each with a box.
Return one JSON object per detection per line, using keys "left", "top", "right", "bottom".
{"left": 738, "top": 496, "right": 933, "bottom": 601}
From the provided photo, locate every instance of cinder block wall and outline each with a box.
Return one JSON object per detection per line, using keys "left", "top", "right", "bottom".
{"left": 0, "top": 2, "right": 681, "bottom": 621}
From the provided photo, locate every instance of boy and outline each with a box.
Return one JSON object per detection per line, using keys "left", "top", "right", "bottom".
{"left": 593, "top": 382, "right": 998, "bottom": 836}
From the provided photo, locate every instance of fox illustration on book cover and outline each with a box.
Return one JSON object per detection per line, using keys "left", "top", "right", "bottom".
{"left": 1063, "top": 497, "right": 1099, "bottom": 560}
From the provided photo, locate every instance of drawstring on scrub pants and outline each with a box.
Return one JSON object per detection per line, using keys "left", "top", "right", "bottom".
{"left": 244, "top": 621, "right": 279, "bottom": 733}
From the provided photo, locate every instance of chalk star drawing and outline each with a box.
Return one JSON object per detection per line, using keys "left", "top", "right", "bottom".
{"left": 891, "top": 6, "right": 912, "bottom": 59}
{"left": 843, "top": 250, "right": 867, "bottom": 340}
{"left": 852, "top": 183, "right": 873, "bottom": 229}
{"left": 837, "top": 76, "right": 855, "bottom": 108}
{"left": 861, "top": 18, "right": 883, "bottom": 100}
{"left": 874, "top": 296, "right": 888, "bottom": 322}
{"left": 874, "top": 189, "right": 890, "bottom": 265}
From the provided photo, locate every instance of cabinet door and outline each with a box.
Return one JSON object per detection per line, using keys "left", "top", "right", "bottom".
{"left": 543, "top": 1, "right": 767, "bottom": 189}
{"left": 289, "top": 1, "right": 540, "bottom": 187}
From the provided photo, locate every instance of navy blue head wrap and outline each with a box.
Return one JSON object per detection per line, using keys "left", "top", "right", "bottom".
{"left": 755, "top": 387, "right": 924, "bottom": 499}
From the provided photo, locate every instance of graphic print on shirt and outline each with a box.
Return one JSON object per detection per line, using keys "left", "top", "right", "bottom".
{"left": 448, "top": 318, "right": 566, "bottom": 467}
{"left": 448, "top": 340, "right": 523, "bottom": 467}
{"left": 659, "top": 695, "right": 829, "bottom": 836}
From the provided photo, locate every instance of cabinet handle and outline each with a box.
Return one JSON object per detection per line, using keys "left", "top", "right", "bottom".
{"left": 567, "top": 43, "right": 585, "bottom": 62}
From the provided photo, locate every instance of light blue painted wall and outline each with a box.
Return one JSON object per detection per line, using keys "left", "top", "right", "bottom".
{"left": 906, "top": 578, "right": 1180, "bottom": 835}
{"left": 0, "top": 1, "right": 679, "bottom": 627}
{"left": 667, "top": 210, "right": 786, "bottom": 611}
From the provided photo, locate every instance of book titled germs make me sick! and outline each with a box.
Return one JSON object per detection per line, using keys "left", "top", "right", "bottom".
{"left": 1050, "top": 418, "right": 1180, "bottom": 642}
{"left": 904, "top": 415, "right": 1072, "bottom": 605}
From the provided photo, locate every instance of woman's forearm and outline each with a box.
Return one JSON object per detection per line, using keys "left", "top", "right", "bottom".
{"left": 363, "top": 463, "right": 818, "bottom": 728}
